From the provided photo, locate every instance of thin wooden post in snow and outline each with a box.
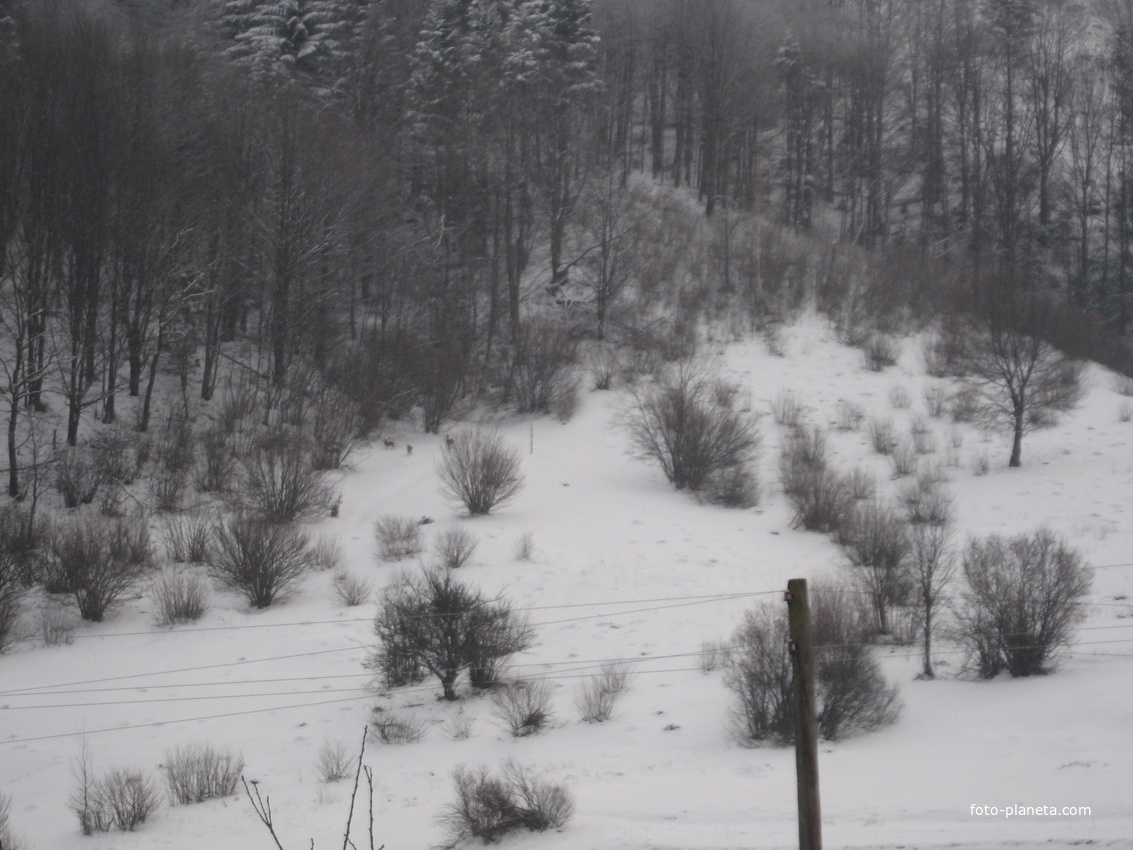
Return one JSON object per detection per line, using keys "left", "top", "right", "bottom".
{"left": 786, "top": 578, "right": 822, "bottom": 850}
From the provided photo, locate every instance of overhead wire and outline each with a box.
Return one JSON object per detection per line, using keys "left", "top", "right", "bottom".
{"left": 66, "top": 590, "right": 781, "bottom": 641}
{"left": 0, "top": 591, "right": 775, "bottom": 696}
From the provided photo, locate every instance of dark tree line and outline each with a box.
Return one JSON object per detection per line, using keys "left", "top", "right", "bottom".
{"left": 596, "top": 0, "right": 1133, "bottom": 333}
{"left": 2, "top": 0, "right": 1133, "bottom": 502}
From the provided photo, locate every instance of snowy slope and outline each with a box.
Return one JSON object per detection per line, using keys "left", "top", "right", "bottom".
{"left": 2, "top": 313, "right": 1132, "bottom": 849}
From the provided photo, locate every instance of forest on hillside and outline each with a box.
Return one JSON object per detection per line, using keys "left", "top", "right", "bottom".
{"left": 1, "top": 0, "right": 1133, "bottom": 506}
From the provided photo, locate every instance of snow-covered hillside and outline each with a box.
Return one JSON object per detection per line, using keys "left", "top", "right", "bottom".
{"left": 2, "top": 314, "right": 1132, "bottom": 849}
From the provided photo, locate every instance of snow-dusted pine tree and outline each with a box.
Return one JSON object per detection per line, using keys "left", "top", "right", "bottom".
{"left": 218, "top": 0, "right": 360, "bottom": 95}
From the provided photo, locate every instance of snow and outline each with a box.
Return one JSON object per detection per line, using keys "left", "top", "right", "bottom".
{"left": 2, "top": 312, "right": 1132, "bottom": 849}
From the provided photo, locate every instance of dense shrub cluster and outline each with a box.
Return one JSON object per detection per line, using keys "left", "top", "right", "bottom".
{"left": 371, "top": 569, "right": 533, "bottom": 700}
{"left": 627, "top": 361, "right": 759, "bottom": 500}
{"left": 207, "top": 517, "right": 311, "bottom": 608}
{"left": 46, "top": 514, "right": 152, "bottom": 621}
{"left": 437, "top": 428, "right": 524, "bottom": 516}
{"left": 441, "top": 762, "right": 574, "bottom": 845}
{"left": 955, "top": 529, "right": 1091, "bottom": 678}
{"left": 162, "top": 743, "right": 244, "bottom": 804}
{"left": 726, "top": 591, "right": 900, "bottom": 745}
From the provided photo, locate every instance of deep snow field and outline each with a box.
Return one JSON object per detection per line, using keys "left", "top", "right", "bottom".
{"left": 2, "top": 313, "right": 1132, "bottom": 850}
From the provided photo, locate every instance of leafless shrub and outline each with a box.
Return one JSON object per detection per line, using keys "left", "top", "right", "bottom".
{"left": 161, "top": 513, "right": 211, "bottom": 564}
{"left": 71, "top": 750, "right": 161, "bottom": 834}
{"left": 889, "top": 440, "right": 918, "bottom": 478}
{"left": 972, "top": 451, "right": 990, "bottom": 476}
{"left": 236, "top": 431, "right": 336, "bottom": 523}
{"left": 152, "top": 568, "right": 209, "bottom": 626}
{"left": 0, "top": 506, "right": 41, "bottom": 585}
{"left": 0, "top": 791, "right": 28, "bottom": 850}
{"left": 948, "top": 386, "right": 981, "bottom": 422}
{"left": 195, "top": 428, "right": 236, "bottom": 494}
{"left": 912, "top": 427, "right": 937, "bottom": 456}
{"left": 698, "top": 639, "right": 733, "bottom": 672}
{"left": 510, "top": 320, "right": 579, "bottom": 414}
{"left": 309, "top": 535, "right": 343, "bottom": 571}
{"left": 100, "top": 486, "right": 126, "bottom": 518}
{"left": 150, "top": 469, "right": 188, "bottom": 513}
{"left": 90, "top": 429, "right": 140, "bottom": 486}
{"left": 866, "top": 417, "right": 897, "bottom": 455}
{"left": 370, "top": 568, "right": 534, "bottom": 700}
{"left": 207, "top": 517, "right": 311, "bottom": 609}
{"left": 810, "top": 585, "right": 902, "bottom": 740}
{"left": 834, "top": 399, "right": 864, "bottom": 431}
{"left": 435, "top": 527, "right": 478, "bottom": 569}
{"left": 923, "top": 384, "right": 948, "bottom": 418}
{"left": 888, "top": 385, "right": 912, "bottom": 410}
{"left": 315, "top": 739, "right": 354, "bottom": 783}
{"left": 41, "top": 603, "right": 76, "bottom": 646}
{"left": 550, "top": 379, "right": 581, "bottom": 423}
{"left": 838, "top": 501, "right": 912, "bottom": 636}
{"left": 48, "top": 514, "right": 153, "bottom": 621}
{"left": 956, "top": 529, "right": 1091, "bottom": 678}
{"left": 100, "top": 769, "right": 162, "bottom": 831}
{"left": 898, "top": 475, "right": 954, "bottom": 526}
{"left": 770, "top": 390, "right": 802, "bottom": 428}
{"left": 585, "top": 344, "right": 619, "bottom": 390}
{"left": 493, "top": 678, "right": 554, "bottom": 736}
{"left": 370, "top": 708, "right": 426, "bottom": 744}
{"left": 575, "top": 662, "right": 632, "bottom": 723}
{"left": 438, "top": 428, "right": 525, "bottom": 516}
{"left": 784, "top": 467, "right": 854, "bottom": 534}
{"left": 311, "top": 389, "right": 363, "bottom": 470}
{"left": 0, "top": 593, "right": 19, "bottom": 655}
{"left": 374, "top": 515, "right": 424, "bottom": 561}
{"left": 446, "top": 710, "right": 475, "bottom": 741}
{"left": 922, "top": 321, "right": 968, "bottom": 378}
{"left": 441, "top": 762, "right": 574, "bottom": 845}
{"left": 725, "top": 603, "right": 794, "bottom": 743}
{"left": 778, "top": 424, "right": 850, "bottom": 535}
{"left": 0, "top": 524, "right": 29, "bottom": 653}
{"left": 55, "top": 447, "right": 103, "bottom": 509}
{"left": 783, "top": 424, "right": 828, "bottom": 469}
{"left": 626, "top": 362, "right": 760, "bottom": 496}
{"left": 863, "top": 334, "right": 898, "bottom": 371}
{"left": 162, "top": 743, "right": 243, "bottom": 804}
{"left": 1119, "top": 400, "right": 1133, "bottom": 423}
{"left": 843, "top": 467, "right": 876, "bottom": 501}
{"left": 619, "top": 343, "right": 661, "bottom": 384}
{"left": 155, "top": 407, "right": 195, "bottom": 474}
{"left": 1112, "top": 373, "right": 1133, "bottom": 397}
{"left": 332, "top": 570, "right": 373, "bottom": 607}
{"left": 513, "top": 532, "right": 535, "bottom": 562}
{"left": 694, "top": 462, "right": 760, "bottom": 508}
{"left": 726, "top": 591, "right": 901, "bottom": 745}
{"left": 217, "top": 373, "right": 259, "bottom": 433}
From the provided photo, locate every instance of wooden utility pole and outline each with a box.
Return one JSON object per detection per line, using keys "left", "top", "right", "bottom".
{"left": 786, "top": 578, "right": 822, "bottom": 850}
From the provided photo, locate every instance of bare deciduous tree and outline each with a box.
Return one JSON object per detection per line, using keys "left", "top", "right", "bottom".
{"left": 371, "top": 568, "right": 533, "bottom": 700}
{"left": 954, "top": 285, "right": 1084, "bottom": 467}
{"left": 908, "top": 522, "right": 955, "bottom": 679}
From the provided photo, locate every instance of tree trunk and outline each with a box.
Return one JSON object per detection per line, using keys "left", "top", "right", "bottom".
{"left": 441, "top": 669, "right": 459, "bottom": 701}
{"left": 922, "top": 604, "right": 934, "bottom": 679}
{"left": 1010, "top": 410, "right": 1024, "bottom": 467}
